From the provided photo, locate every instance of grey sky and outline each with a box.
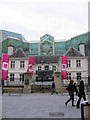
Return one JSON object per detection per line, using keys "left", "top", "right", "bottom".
{"left": 0, "top": 0, "right": 89, "bottom": 41}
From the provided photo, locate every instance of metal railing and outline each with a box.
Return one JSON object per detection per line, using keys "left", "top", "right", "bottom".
{"left": 1, "top": 78, "right": 24, "bottom": 86}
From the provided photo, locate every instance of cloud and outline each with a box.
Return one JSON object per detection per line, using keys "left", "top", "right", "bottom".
{"left": 0, "top": 0, "right": 89, "bottom": 41}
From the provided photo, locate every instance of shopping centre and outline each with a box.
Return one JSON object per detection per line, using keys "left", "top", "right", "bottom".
{"left": 0, "top": 29, "right": 90, "bottom": 90}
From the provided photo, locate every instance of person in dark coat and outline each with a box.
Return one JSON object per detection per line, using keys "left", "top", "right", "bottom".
{"left": 65, "top": 80, "right": 75, "bottom": 106}
{"left": 76, "top": 80, "right": 86, "bottom": 108}
{"left": 74, "top": 83, "right": 78, "bottom": 95}
{"left": 51, "top": 81, "right": 58, "bottom": 95}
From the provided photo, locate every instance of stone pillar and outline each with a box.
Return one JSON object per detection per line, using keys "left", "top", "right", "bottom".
{"left": 23, "top": 72, "right": 31, "bottom": 93}
{"left": 54, "top": 72, "right": 62, "bottom": 92}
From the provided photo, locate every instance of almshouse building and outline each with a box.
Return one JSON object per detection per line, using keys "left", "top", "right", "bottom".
{"left": 5, "top": 41, "right": 88, "bottom": 86}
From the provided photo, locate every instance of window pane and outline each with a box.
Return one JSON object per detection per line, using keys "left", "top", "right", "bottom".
{"left": 10, "top": 74, "right": 14, "bottom": 81}
{"left": 76, "top": 60, "right": 81, "bottom": 68}
{"left": 67, "top": 60, "right": 70, "bottom": 68}
{"left": 52, "top": 65, "right": 56, "bottom": 71}
{"left": 38, "top": 66, "right": 41, "bottom": 70}
{"left": 45, "top": 65, "right": 49, "bottom": 70}
{"left": 11, "top": 61, "right": 15, "bottom": 68}
{"left": 67, "top": 73, "right": 71, "bottom": 80}
{"left": 19, "top": 74, "right": 24, "bottom": 81}
{"left": 20, "top": 61, "right": 24, "bottom": 68}
{"left": 77, "top": 73, "right": 81, "bottom": 80}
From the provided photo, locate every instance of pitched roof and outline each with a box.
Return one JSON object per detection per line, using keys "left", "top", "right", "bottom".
{"left": 10, "top": 48, "right": 27, "bottom": 58}
{"left": 35, "top": 55, "right": 60, "bottom": 64}
{"left": 64, "top": 46, "right": 84, "bottom": 57}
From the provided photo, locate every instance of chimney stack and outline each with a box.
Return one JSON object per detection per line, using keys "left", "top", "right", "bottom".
{"left": 79, "top": 40, "right": 85, "bottom": 56}
{"left": 8, "top": 43, "right": 13, "bottom": 55}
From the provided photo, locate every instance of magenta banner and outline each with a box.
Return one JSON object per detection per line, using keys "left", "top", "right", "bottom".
{"left": 1, "top": 54, "right": 9, "bottom": 80}
{"left": 89, "top": 51, "right": 90, "bottom": 61}
{"left": 28, "top": 56, "right": 35, "bottom": 78}
{"left": 61, "top": 56, "right": 67, "bottom": 80}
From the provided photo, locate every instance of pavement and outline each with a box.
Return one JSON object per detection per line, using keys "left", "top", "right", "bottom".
{"left": 1, "top": 92, "right": 89, "bottom": 119}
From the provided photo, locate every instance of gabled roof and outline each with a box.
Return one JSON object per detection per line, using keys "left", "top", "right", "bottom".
{"left": 10, "top": 48, "right": 27, "bottom": 58}
{"left": 64, "top": 46, "right": 84, "bottom": 57}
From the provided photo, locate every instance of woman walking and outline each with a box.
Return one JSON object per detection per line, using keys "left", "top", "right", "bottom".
{"left": 65, "top": 80, "right": 75, "bottom": 107}
{"left": 76, "top": 80, "right": 86, "bottom": 108}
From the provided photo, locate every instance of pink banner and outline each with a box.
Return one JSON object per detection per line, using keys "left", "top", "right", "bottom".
{"left": 61, "top": 56, "right": 67, "bottom": 80}
{"left": 28, "top": 56, "right": 35, "bottom": 78}
{"left": 1, "top": 54, "right": 9, "bottom": 80}
{"left": 89, "top": 51, "right": 90, "bottom": 61}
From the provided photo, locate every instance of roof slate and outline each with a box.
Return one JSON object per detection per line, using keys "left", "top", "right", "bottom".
{"left": 10, "top": 48, "right": 27, "bottom": 58}
{"left": 64, "top": 47, "right": 84, "bottom": 57}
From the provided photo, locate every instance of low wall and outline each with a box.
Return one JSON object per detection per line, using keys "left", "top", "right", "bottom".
{"left": 3, "top": 86, "right": 23, "bottom": 94}
{"left": 3, "top": 86, "right": 68, "bottom": 93}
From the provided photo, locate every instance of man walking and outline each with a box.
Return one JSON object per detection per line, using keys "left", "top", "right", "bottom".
{"left": 51, "top": 81, "right": 58, "bottom": 95}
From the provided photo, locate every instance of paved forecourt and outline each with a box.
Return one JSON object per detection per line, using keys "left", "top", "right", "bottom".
{"left": 2, "top": 93, "right": 86, "bottom": 118}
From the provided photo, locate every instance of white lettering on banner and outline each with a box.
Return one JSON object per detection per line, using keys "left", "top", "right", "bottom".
{"left": 28, "top": 64, "right": 34, "bottom": 72}
{"left": 2, "top": 62, "right": 8, "bottom": 71}
{"left": 61, "top": 64, "right": 67, "bottom": 71}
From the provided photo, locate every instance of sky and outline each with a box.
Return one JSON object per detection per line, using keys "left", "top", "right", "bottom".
{"left": 0, "top": 0, "right": 89, "bottom": 41}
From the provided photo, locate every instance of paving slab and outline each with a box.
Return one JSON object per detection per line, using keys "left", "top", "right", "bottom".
{"left": 2, "top": 93, "right": 89, "bottom": 119}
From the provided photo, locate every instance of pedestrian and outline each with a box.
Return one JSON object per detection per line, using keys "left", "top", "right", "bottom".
{"left": 51, "top": 81, "right": 58, "bottom": 95}
{"left": 76, "top": 80, "right": 86, "bottom": 108}
{"left": 74, "top": 83, "right": 78, "bottom": 95}
{"left": 2, "top": 88, "right": 4, "bottom": 95}
{"left": 65, "top": 80, "right": 75, "bottom": 107}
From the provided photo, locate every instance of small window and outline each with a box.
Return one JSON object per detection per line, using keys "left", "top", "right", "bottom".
{"left": 52, "top": 65, "right": 56, "bottom": 71}
{"left": 11, "top": 61, "right": 15, "bottom": 68}
{"left": 10, "top": 74, "right": 14, "bottom": 81}
{"left": 19, "top": 74, "right": 24, "bottom": 81}
{"left": 38, "top": 66, "right": 41, "bottom": 70}
{"left": 67, "top": 60, "right": 71, "bottom": 68}
{"left": 77, "top": 73, "right": 81, "bottom": 80}
{"left": 45, "top": 65, "right": 49, "bottom": 70}
{"left": 67, "top": 73, "right": 71, "bottom": 80}
{"left": 76, "top": 60, "right": 81, "bottom": 67}
{"left": 20, "top": 61, "right": 24, "bottom": 68}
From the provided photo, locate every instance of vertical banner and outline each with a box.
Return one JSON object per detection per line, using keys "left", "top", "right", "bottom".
{"left": 61, "top": 56, "right": 67, "bottom": 80}
{"left": 28, "top": 56, "right": 35, "bottom": 78}
{"left": 88, "top": 51, "right": 90, "bottom": 84}
{"left": 1, "top": 54, "right": 9, "bottom": 80}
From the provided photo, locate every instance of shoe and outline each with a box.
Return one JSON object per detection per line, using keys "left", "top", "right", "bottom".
{"left": 65, "top": 102, "right": 67, "bottom": 106}
{"left": 76, "top": 106, "right": 80, "bottom": 109}
{"left": 72, "top": 105, "right": 75, "bottom": 107}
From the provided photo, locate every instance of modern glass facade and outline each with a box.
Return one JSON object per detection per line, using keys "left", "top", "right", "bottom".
{"left": 0, "top": 30, "right": 26, "bottom": 42}
{"left": 0, "top": 30, "right": 90, "bottom": 58}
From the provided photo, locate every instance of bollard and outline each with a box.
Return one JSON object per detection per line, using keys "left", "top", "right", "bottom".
{"left": 81, "top": 100, "right": 90, "bottom": 120}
